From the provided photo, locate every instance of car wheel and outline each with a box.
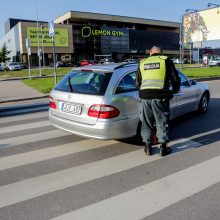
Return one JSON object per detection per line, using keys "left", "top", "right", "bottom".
{"left": 198, "top": 92, "right": 209, "bottom": 113}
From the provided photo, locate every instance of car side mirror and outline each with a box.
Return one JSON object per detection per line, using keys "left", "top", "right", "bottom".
{"left": 190, "top": 79, "right": 197, "bottom": 85}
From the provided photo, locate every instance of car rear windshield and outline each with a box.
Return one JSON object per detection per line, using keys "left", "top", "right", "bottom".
{"left": 54, "top": 70, "right": 112, "bottom": 95}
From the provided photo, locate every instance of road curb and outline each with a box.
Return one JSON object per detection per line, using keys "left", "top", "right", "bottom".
{"left": 0, "top": 95, "right": 49, "bottom": 104}
{"left": 0, "top": 102, "right": 49, "bottom": 117}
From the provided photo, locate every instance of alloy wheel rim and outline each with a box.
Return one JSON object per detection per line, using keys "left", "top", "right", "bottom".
{"left": 202, "top": 95, "right": 208, "bottom": 111}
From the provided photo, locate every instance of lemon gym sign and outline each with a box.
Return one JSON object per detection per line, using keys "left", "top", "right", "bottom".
{"left": 26, "top": 27, "right": 69, "bottom": 47}
{"left": 82, "top": 26, "right": 124, "bottom": 38}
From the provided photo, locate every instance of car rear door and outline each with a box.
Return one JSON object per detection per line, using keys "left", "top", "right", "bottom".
{"left": 108, "top": 70, "right": 140, "bottom": 134}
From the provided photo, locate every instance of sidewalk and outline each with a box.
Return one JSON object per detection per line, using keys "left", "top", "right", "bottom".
{"left": 0, "top": 80, "right": 49, "bottom": 105}
{"left": 0, "top": 80, "right": 49, "bottom": 116}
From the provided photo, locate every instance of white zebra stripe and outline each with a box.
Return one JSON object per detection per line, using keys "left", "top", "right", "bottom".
{"left": 0, "top": 111, "right": 47, "bottom": 124}
{"left": 52, "top": 155, "right": 220, "bottom": 220}
{"left": 0, "top": 129, "right": 69, "bottom": 148}
{"left": 0, "top": 138, "right": 201, "bottom": 209}
{"left": 0, "top": 121, "right": 51, "bottom": 134}
{"left": 0, "top": 139, "right": 118, "bottom": 171}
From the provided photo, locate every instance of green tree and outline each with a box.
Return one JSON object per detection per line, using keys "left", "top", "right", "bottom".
{"left": 0, "top": 44, "right": 11, "bottom": 63}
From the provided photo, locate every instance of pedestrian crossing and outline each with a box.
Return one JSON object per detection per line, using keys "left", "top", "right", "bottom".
{"left": 0, "top": 120, "right": 51, "bottom": 134}
{"left": 0, "top": 111, "right": 219, "bottom": 220}
{"left": 52, "top": 155, "right": 220, "bottom": 220}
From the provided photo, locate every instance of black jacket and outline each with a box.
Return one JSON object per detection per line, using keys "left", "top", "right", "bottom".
{"left": 136, "top": 54, "right": 180, "bottom": 99}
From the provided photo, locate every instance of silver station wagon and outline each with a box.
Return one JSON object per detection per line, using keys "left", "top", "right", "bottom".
{"left": 49, "top": 63, "right": 210, "bottom": 140}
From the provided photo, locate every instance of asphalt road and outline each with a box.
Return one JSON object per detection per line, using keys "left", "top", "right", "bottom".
{"left": 0, "top": 79, "right": 219, "bottom": 220}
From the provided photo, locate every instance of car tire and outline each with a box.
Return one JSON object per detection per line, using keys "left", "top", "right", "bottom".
{"left": 198, "top": 92, "right": 209, "bottom": 113}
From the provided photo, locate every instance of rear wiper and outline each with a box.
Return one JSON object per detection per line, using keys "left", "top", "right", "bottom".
{"left": 68, "top": 76, "right": 73, "bottom": 93}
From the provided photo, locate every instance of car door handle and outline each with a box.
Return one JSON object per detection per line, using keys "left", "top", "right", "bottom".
{"left": 174, "top": 92, "right": 184, "bottom": 96}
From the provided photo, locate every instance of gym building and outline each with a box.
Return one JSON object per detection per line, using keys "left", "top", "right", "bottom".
{"left": 0, "top": 11, "right": 180, "bottom": 65}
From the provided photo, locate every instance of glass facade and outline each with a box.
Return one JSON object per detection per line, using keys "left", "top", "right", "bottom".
{"left": 72, "top": 24, "right": 179, "bottom": 61}
{"left": 129, "top": 29, "right": 179, "bottom": 53}
{"left": 72, "top": 25, "right": 130, "bottom": 61}
{"left": 100, "top": 27, "right": 129, "bottom": 54}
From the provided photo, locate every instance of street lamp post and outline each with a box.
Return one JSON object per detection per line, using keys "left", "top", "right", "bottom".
{"left": 189, "top": 43, "right": 192, "bottom": 64}
{"left": 207, "top": 3, "right": 220, "bottom": 13}
{"left": 179, "top": 15, "right": 184, "bottom": 69}
{"left": 40, "top": 23, "right": 45, "bottom": 68}
{"left": 35, "top": 0, "right": 42, "bottom": 76}
{"left": 207, "top": 2, "right": 220, "bottom": 7}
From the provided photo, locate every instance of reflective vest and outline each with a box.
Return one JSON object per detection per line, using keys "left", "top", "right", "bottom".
{"left": 139, "top": 55, "right": 167, "bottom": 90}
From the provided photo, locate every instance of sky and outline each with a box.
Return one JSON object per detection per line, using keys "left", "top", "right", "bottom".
{"left": 0, "top": 0, "right": 218, "bottom": 38}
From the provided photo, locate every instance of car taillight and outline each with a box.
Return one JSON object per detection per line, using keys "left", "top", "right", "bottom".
{"left": 49, "top": 96, "right": 57, "bottom": 109}
{"left": 88, "top": 104, "right": 120, "bottom": 119}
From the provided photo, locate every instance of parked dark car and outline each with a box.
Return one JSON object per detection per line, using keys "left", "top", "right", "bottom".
{"left": 56, "top": 62, "right": 74, "bottom": 68}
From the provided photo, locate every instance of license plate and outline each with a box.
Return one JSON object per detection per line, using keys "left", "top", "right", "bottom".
{"left": 61, "top": 102, "right": 82, "bottom": 115}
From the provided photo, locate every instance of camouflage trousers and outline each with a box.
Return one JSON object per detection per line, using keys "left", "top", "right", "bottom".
{"left": 140, "top": 99, "right": 170, "bottom": 144}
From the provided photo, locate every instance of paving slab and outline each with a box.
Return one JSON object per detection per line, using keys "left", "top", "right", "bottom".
{"left": 0, "top": 81, "right": 48, "bottom": 103}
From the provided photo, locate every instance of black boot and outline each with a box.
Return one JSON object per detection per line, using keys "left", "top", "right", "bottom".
{"left": 159, "top": 143, "right": 172, "bottom": 156}
{"left": 144, "top": 143, "right": 153, "bottom": 156}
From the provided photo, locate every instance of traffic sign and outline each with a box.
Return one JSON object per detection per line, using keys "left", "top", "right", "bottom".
{"left": 27, "top": 47, "right": 31, "bottom": 56}
{"left": 48, "top": 19, "right": 57, "bottom": 85}
{"left": 25, "top": 38, "right": 30, "bottom": 48}
{"left": 48, "top": 19, "right": 55, "bottom": 37}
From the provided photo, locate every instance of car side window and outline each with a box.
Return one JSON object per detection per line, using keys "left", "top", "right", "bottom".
{"left": 179, "top": 72, "right": 190, "bottom": 87}
{"left": 115, "top": 71, "right": 137, "bottom": 94}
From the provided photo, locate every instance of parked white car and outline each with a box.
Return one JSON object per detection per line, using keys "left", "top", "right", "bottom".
{"left": 171, "top": 58, "right": 185, "bottom": 64}
{"left": 99, "top": 58, "right": 115, "bottom": 65}
{"left": 5, "top": 62, "right": 22, "bottom": 71}
{"left": 171, "top": 58, "right": 180, "bottom": 64}
{"left": 0, "top": 64, "right": 4, "bottom": 71}
{"left": 208, "top": 58, "right": 220, "bottom": 67}
{"left": 122, "top": 59, "right": 137, "bottom": 64}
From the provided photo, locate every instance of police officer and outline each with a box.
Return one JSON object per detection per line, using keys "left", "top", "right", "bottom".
{"left": 136, "top": 46, "right": 180, "bottom": 156}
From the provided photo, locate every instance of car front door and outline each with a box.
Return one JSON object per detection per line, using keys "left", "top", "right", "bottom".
{"left": 175, "top": 72, "right": 200, "bottom": 117}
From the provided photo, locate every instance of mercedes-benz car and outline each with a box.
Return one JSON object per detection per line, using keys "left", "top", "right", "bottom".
{"left": 49, "top": 63, "right": 210, "bottom": 140}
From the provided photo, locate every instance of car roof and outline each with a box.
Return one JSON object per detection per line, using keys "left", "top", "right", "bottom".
{"left": 72, "top": 63, "right": 139, "bottom": 72}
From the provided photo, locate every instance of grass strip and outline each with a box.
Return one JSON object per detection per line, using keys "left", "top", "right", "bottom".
{"left": 22, "top": 76, "right": 63, "bottom": 94}
{"left": 179, "top": 67, "right": 220, "bottom": 77}
{"left": 0, "top": 67, "right": 72, "bottom": 79}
